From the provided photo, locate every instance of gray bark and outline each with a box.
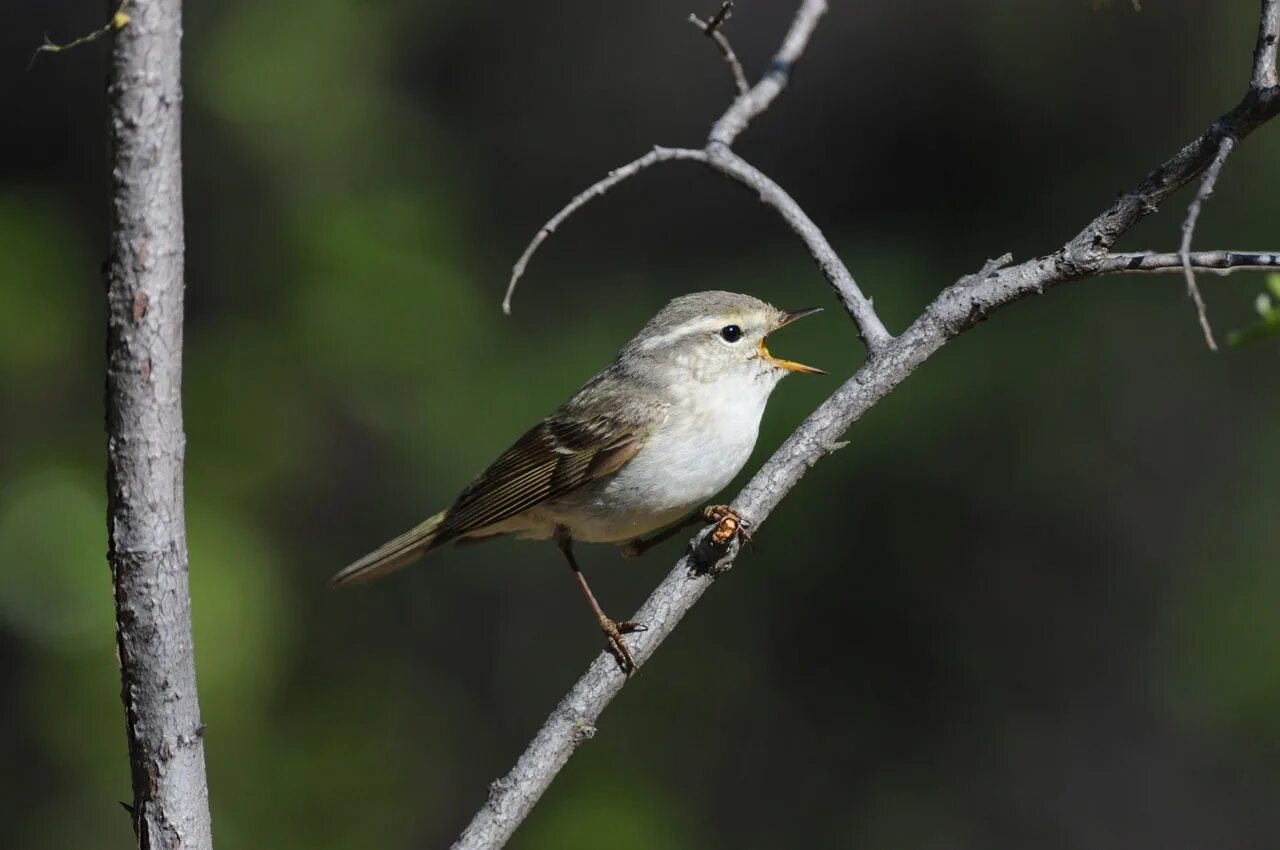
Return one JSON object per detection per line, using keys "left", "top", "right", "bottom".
{"left": 105, "top": 1, "right": 213, "bottom": 848}
{"left": 454, "top": 1, "right": 1280, "bottom": 848}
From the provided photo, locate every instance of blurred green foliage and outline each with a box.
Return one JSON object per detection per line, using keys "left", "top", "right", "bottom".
{"left": 0, "top": 196, "right": 87, "bottom": 387}
{"left": 1228, "top": 274, "right": 1280, "bottom": 346}
{"left": 2, "top": 1, "right": 1279, "bottom": 848}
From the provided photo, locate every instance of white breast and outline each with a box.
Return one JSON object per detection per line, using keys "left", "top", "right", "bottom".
{"left": 548, "top": 368, "right": 781, "bottom": 543}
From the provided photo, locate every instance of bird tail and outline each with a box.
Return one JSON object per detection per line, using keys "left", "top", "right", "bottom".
{"left": 331, "top": 510, "right": 448, "bottom": 588}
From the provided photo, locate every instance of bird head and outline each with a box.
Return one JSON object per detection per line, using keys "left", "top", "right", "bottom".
{"left": 625, "top": 290, "right": 825, "bottom": 384}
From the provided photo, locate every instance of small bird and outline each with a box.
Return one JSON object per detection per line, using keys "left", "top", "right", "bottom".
{"left": 332, "top": 291, "right": 824, "bottom": 670}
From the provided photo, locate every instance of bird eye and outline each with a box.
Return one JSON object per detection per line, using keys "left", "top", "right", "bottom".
{"left": 720, "top": 325, "right": 743, "bottom": 343}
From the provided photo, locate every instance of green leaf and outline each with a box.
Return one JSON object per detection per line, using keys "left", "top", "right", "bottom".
{"left": 1227, "top": 274, "right": 1280, "bottom": 346}
{"left": 1266, "top": 272, "right": 1280, "bottom": 301}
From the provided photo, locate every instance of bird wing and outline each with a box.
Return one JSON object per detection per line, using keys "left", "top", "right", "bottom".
{"left": 433, "top": 411, "right": 662, "bottom": 543}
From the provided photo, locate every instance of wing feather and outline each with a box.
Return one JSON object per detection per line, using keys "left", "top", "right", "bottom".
{"left": 433, "top": 414, "right": 655, "bottom": 543}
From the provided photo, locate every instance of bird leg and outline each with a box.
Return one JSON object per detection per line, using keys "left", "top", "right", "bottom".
{"left": 555, "top": 527, "right": 646, "bottom": 673}
{"left": 620, "top": 513, "right": 703, "bottom": 558}
{"left": 621, "top": 504, "right": 753, "bottom": 559}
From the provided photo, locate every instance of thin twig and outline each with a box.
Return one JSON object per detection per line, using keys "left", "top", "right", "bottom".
{"left": 456, "top": 3, "right": 1280, "bottom": 848}
{"left": 504, "top": 142, "right": 891, "bottom": 348}
{"left": 690, "top": 3, "right": 749, "bottom": 96}
{"left": 1103, "top": 250, "right": 1280, "bottom": 275}
{"left": 708, "top": 0, "right": 828, "bottom": 147}
{"left": 28, "top": 1, "right": 129, "bottom": 70}
{"left": 502, "top": 147, "right": 706, "bottom": 314}
{"left": 1179, "top": 136, "right": 1234, "bottom": 350}
{"left": 705, "top": 0, "right": 732, "bottom": 31}
{"left": 503, "top": 0, "right": 888, "bottom": 348}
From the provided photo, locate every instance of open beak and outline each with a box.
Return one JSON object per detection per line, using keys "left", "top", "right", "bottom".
{"left": 758, "top": 307, "right": 826, "bottom": 374}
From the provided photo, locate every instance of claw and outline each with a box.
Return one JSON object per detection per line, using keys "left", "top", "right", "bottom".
{"left": 703, "top": 504, "right": 752, "bottom": 546}
{"left": 600, "top": 616, "right": 645, "bottom": 673}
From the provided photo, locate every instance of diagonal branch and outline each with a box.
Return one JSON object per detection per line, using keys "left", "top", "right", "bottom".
{"left": 1179, "top": 136, "right": 1235, "bottom": 350}
{"left": 1062, "top": 92, "right": 1278, "bottom": 272}
{"left": 702, "top": 147, "right": 892, "bottom": 348}
{"left": 707, "top": 0, "right": 828, "bottom": 147}
{"left": 1253, "top": 0, "right": 1279, "bottom": 89}
{"left": 455, "top": 3, "right": 1280, "bottom": 849}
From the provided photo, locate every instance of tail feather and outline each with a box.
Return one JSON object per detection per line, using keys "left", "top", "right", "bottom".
{"left": 331, "top": 510, "right": 447, "bottom": 588}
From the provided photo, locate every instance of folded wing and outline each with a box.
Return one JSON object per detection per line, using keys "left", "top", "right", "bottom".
{"left": 434, "top": 415, "right": 652, "bottom": 543}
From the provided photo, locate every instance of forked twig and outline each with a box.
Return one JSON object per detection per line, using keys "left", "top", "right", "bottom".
{"left": 503, "top": 0, "right": 890, "bottom": 350}
{"left": 689, "top": 2, "right": 749, "bottom": 96}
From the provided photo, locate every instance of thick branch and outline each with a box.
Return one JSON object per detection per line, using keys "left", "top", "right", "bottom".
{"left": 455, "top": 4, "right": 1280, "bottom": 849}
{"left": 106, "top": 2, "right": 212, "bottom": 848}
{"left": 1062, "top": 86, "right": 1279, "bottom": 271}
{"left": 1253, "top": 0, "right": 1279, "bottom": 89}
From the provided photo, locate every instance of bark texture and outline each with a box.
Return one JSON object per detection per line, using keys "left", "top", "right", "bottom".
{"left": 105, "top": 1, "right": 213, "bottom": 848}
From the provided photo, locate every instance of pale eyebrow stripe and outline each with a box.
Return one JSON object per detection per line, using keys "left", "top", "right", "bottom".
{"left": 633, "top": 317, "right": 722, "bottom": 351}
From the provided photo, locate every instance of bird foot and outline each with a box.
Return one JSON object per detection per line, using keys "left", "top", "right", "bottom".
{"left": 702, "top": 504, "right": 753, "bottom": 546}
{"left": 621, "top": 506, "right": 753, "bottom": 560}
{"left": 600, "top": 617, "right": 647, "bottom": 674}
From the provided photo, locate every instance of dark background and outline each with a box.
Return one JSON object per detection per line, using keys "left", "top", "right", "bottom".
{"left": 2, "top": 1, "right": 1278, "bottom": 848}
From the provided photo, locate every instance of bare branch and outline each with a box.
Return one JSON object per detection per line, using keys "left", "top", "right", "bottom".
{"left": 1253, "top": 0, "right": 1279, "bottom": 89}
{"left": 1178, "top": 136, "right": 1235, "bottom": 349}
{"left": 704, "top": 0, "right": 732, "bottom": 31}
{"left": 106, "top": 1, "right": 213, "bottom": 848}
{"left": 503, "top": 0, "right": 887, "bottom": 347}
{"left": 1062, "top": 91, "right": 1278, "bottom": 274}
{"left": 1102, "top": 250, "right": 1280, "bottom": 275}
{"left": 503, "top": 143, "right": 891, "bottom": 348}
{"left": 689, "top": 3, "right": 749, "bottom": 96}
{"left": 702, "top": 147, "right": 893, "bottom": 349}
{"left": 708, "top": 0, "right": 828, "bottom": 147}
{"left": 502, "top": 147, "right": 706, "bottom": 313}
{"left": 457, "top": 3, "right": 1280, "bottom": 848}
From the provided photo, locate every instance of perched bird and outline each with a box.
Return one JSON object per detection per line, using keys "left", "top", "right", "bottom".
{"left": 333, "top": 291, "right": 824, "bottom": 670}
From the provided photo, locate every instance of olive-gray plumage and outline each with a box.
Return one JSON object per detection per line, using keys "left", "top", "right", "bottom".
{"left": 332, "top": 291, "right": 822, "bottom": 666}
